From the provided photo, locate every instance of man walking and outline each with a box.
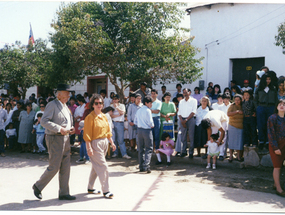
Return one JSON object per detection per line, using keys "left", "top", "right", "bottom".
{"left": 178, "top": 88, "right": 197, "bottom": 158}
{"left": 134, "top": 96, "right": 154, "bottom": 173}
{"left": 32, "top": 84, "right": 76, "bottom": 200}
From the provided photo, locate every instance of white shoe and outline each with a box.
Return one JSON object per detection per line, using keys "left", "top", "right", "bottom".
{"left": 85, "top": 160, "right": 90, "bottom": 164}
{"left": 111, "top": 154, "right": 118, "bottom": 158}
{"left": 212, "top": 164, "right": 216, "bottom": 169}
{"left": 122, "top": 154, "right": 131, "bottom": 159}
{"left": 206, "top": 164, "right": 211, "bottom": 169}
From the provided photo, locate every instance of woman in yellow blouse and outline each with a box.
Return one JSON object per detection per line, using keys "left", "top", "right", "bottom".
{"left": 227, "top": 94, "right": 244, "bottom": 162}
{"left": 83, "top": 94, "right": 116, "bottom": 199}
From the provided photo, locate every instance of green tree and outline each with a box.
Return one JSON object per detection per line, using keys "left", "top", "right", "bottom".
{"left": 275, "top": 21, "right": 285, "bottom": 51}
{"left": 50, "top": 2, "right": 204, "bottom": 99}
{"left": 0, "top": 39, "right": 53, "bottom": 99}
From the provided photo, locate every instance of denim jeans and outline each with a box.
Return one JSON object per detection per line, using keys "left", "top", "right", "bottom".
{"left": 80, "top": 141, "right": 89, "bottom": 160}
{"left": 243, "top": 116, "right": 258, "bottom": 146}
{"left": 152, "top": 116, "right": 161, "bottom": 150}
{"left": 113, "top": 121, "right": 127, "bottom": 156}
{"left": 137, "top": 128, "right": 153, "bottom": 170}
{"left": 36, "top": 133, "right": 46, "bottom": 152}
{"left": 0, "top": 129, "right": 5, "bottom": 153}
{"left": 256, "top": 106, "right": 274, "bottom": 143}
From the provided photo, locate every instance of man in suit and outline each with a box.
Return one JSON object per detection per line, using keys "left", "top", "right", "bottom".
{"left": 32, "top": 84, "right": 76, "bottom": 200}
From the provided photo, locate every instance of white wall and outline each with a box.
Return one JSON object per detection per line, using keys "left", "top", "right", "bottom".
{"left": 189, "top": 3, "right": 285, "bottom": 93}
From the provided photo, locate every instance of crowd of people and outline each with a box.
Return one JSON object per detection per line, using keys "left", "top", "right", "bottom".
{"left": 1, "top": 65, "right": 285, "bottom": 198}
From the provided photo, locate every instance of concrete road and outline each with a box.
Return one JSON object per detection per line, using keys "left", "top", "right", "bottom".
{"left": 0, "top": 153, "right": 285, "bottom": 213}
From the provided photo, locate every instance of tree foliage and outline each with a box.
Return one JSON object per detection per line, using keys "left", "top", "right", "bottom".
{"left": 50, "top": 2, "right": 204, "bottom": 97}
{"left": 0, "top": 39, "right": 53, "bottom": 98}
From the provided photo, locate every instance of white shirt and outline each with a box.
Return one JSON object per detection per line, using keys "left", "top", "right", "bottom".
{"left": 212, "top": 103, "right": 226, "bottom": 113}
{"left": 3, "top": 109, "right": 14, "bottom": 128}
{"left": 0, "top": 108, "right": 8, "bottom": 131}
{"left": 206, "top": 140, "right": 219, "bottom": 154}
{"left": 178, "top": 97, "right": 197, "bottom": 118}
{"left": 74, "top": 103, "right": 86, "bottom": 121}
{"left": 104, "top": 97, "right": 112, "bottom": 107}
{"left": 6, "top": 128, "right": 17, "bottom": 138}
{"left": 111, "top": 103, "right": 125, "bottom": 122}
{"left": 203, "top": 110, "right": 228, "bottom": 132}
{"left": 241, "top": 86, "right": 252, "bottom": 91}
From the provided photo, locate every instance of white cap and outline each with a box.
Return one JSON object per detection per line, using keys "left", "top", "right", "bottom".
{"left": 256, "top": 70, "right": 265, "bottom": 78}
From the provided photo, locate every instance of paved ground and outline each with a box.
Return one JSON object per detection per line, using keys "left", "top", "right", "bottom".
{"left": 1, "top": 149, "right": 285, "bottom": 213}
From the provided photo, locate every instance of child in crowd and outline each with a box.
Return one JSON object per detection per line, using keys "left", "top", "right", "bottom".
{"left": 33, "top": 113, "right": 47, "bottom": 154}
{"left": 204, "top": 133, "right": 220, "bottom": 169}
{"left": 76, "top": 120, "right": 90, "bottom": 164}
{"left": 5, "top": 122, "right": 17, "bottom": 150}
{"left": 156, "top": 133, "right": 175, "bottom": 166}
{"left": 212, "top": 93, "right": 225, "bottom": 111}
{"left": 242, "top": 90, "right": 258, "bottom": 147}
{"left": 102, "top": 106, "right": 115, "bottom": 159}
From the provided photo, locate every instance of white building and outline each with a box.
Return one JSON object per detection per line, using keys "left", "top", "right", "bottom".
{"left": 187, "top": 2, "right": 285, "bottom": 92}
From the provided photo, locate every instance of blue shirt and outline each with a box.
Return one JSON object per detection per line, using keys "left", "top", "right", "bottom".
{"left": 33, "top": 123, "right": 45, "bottom": 134}
{"left": 134, "top": 105, "right": 154, "bottom": 129}
{"left": 151, "top": 99, "right": 162, "bottom": 118}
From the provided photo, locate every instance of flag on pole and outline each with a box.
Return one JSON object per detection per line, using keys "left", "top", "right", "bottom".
{"left": 28, "top": 23, "right": 35, "bottom": 46}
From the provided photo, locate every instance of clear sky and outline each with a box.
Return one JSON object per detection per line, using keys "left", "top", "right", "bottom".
{"left": 0, "top": 1, "right": 191, "bottom": 49}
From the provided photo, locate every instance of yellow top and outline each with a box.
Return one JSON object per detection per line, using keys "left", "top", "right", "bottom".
{"left": 83, "top": 111, "right": 112, "bottom": 142}
{"left": 227, "top": 104, "right": 243, "bottom": 129}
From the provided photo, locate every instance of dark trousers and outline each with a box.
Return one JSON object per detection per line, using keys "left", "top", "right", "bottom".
{"left": 152, "top": 116, "right": 161, "bottom": 150}
{"left": 256, "top": 106, "right": 274, "bottom": 144}
{"left": 137, "top": 128, "right": 153, "bottom": 170}
{"left": 243, "top": 116, "right": 258, "bottom": 146}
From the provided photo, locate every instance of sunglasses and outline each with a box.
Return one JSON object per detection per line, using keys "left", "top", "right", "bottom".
{"left": 40, "top": 106, "right": 45, "bottom": 108}
{"left": 94, "top": 102, "right": 103, "bottom": 105}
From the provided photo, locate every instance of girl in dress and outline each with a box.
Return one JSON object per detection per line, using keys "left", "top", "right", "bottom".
{"left": 156, "top": 133, "right": 175, "bottom": 166}
{"left": 204, "top": 133, "right": 220, "bottom": 169}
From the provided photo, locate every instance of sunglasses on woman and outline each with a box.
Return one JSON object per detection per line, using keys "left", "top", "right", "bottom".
{"left": 94, "top": 102, "right": 103, "bottom": 105}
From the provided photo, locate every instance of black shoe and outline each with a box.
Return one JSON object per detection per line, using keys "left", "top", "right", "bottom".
{"left": 175, "top": 152, "right": 181, "bottom": 157}
{"left": 180, "top": 153, "right": 187, "bottom": 157}
{"left": 32, "top": 184, "right": 42, "bottom": 200}
{"left": 202, "top": 154, "right": 208, "bottom": 159}
{"left": 166, "top": 162, "right": 171, "bottom": 166}
{"left": 155, "top": 161, "right": 162, "bottom": 165}
{"left": 219, "top": 156, "right": 224, "bottom": 161}
{"left": 139, "top": 169, "right": 145, "bottom": 172}
{"left": 146, "top": 168, "right": 151, "bottom": 173}
{"left": 59, "top": 194, "right": 76, "bottom": 200}
{"left": 189, "top": 154, "right": 193, "bottom": 159}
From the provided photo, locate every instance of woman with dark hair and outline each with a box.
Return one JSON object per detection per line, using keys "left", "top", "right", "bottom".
{"left": 18, "top": 102, "right": 35, "bottom": 153}
{"left": 160, "top": 92, "right": 176, "bottom": 138}
{"left": 227, "top": 94, "right": 244, "bottom": 162}
{"left": 254, "top": 73, "right": 278, "bottom": 150}
{"left": 231, "top": 85, "right": 242, "bottom": 97}
{"left": 83, "top": 94, "right": 116, "bottom": 198}
{"left": 223, "top": 87, "right": 233, "bottom": 100}
{"left": 211, "top": 84, "right": 221, "bottom": 103}
{"left": 267, "top": 99, "right": 285, "bottom": 197}
{"left": 206, "top": 86, "right": 214, "bottom": 101}
{"left": 192, "top": 87, "right": 204, "bottom": 106}
{"left": 277, "top": 79, "right": 285, "bottom": 100}
{"left": 11, "top": 101, "right": 24, "bottom": 151}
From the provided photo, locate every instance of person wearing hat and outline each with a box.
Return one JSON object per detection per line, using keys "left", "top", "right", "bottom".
{"left": 32, "top": 84, "right": 76, "bottom": 201}
{"left": 241, "top": 80, "right": 252, "bottom": 92}
{"left": 134, "top": 82, "right": 151, "bottom": 103}
{"left": 110, "top": 94, "right": 131, "bottom": 159}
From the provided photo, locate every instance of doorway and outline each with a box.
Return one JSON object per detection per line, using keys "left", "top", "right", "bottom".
{"left": 231, "top": 57, "right": 265, "bottom": 89}
{"left": 87, "top": 76, "right": 108, "bottom": 95}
